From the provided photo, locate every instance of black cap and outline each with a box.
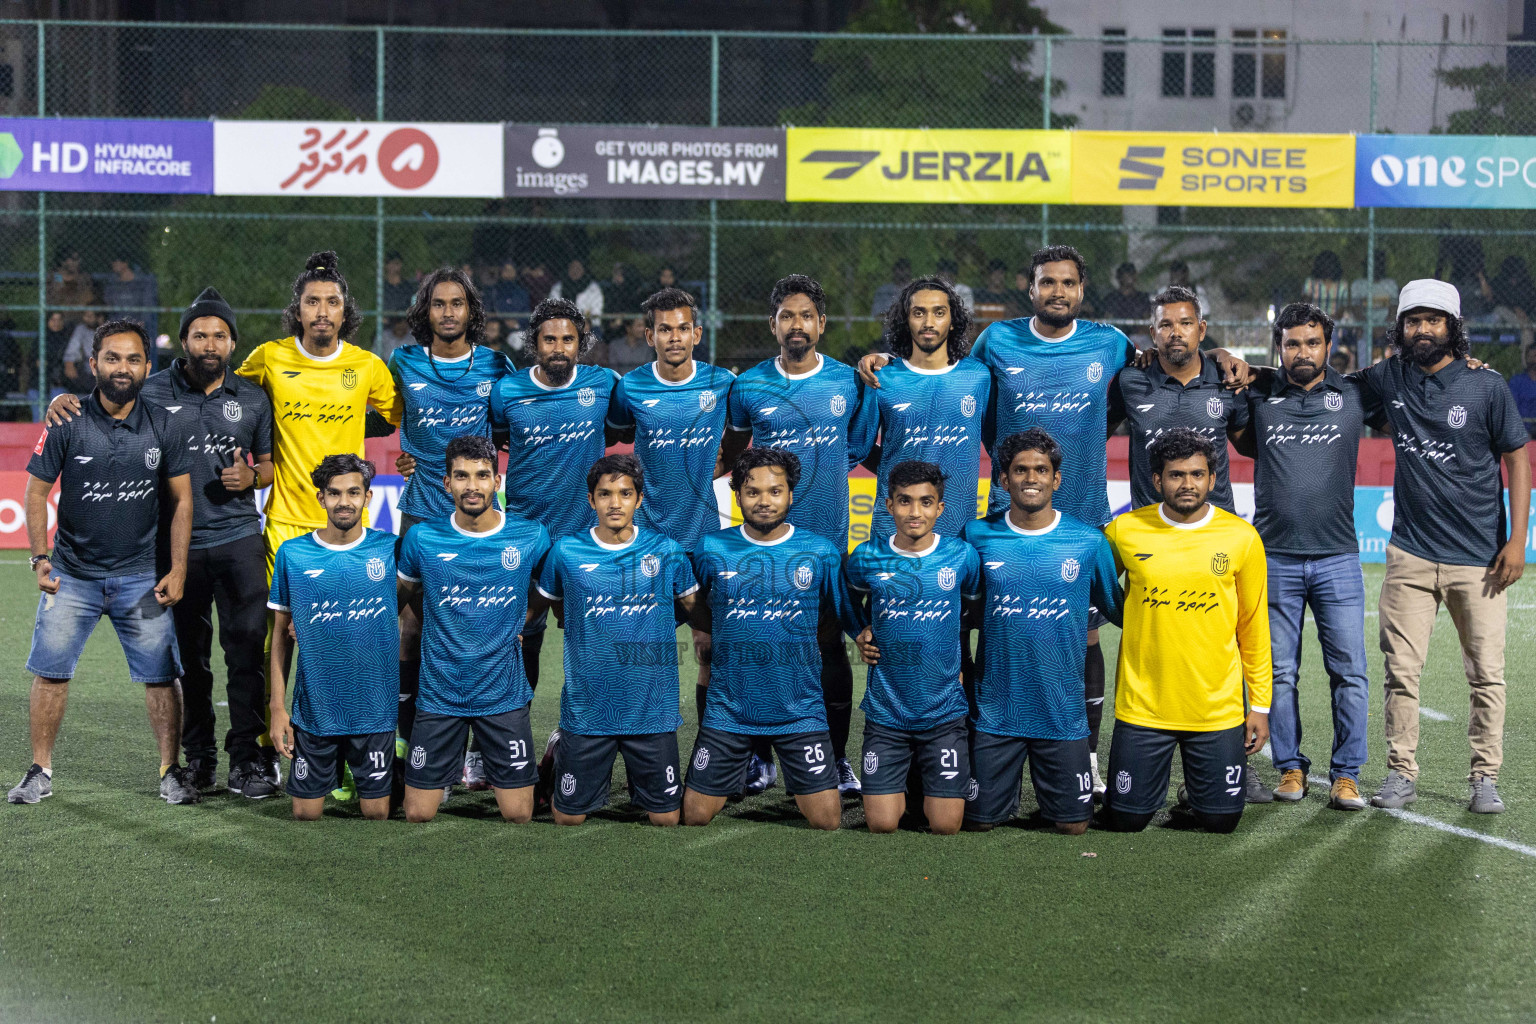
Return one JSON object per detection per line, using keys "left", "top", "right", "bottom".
{"left": 180, "top": 286, "right": 238, "bottom": 342}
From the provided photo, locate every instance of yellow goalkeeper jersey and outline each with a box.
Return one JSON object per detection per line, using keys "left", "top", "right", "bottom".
{"left": 1102, "top": 503, "right": 1272, "bottom": 732}
{"left": 236, "top": 336, "right": 399, "bottom": 528}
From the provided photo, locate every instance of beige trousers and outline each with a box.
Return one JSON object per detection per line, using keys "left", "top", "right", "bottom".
{"left": 1378, "top": 544, "right": 1508, "bottom": 780}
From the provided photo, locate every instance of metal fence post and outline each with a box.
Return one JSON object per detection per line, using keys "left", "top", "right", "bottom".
{"left": 35, "top": 19, "right": 46, "bottom": 420}
{"left": 1040, "top": 35, "right": 1051, "bottom": 246}
{"left": 375, "top": 26, "right": 386, "bottom": 345}
{"left": 1366, "top": 41, "right": 1378, "bottom": 349}
{"left": 708, "top": 32, "right": 720, "bottom": 362}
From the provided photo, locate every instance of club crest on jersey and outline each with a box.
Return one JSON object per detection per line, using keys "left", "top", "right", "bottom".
{"left": 410, "top": 746, "right": 426, "bottom": 770}
{"left": 1060, "top": 557, "right": 1080, "bottom": 582}
{"left": 560, "top": 772, "right": 576, "bottom": 797}
{"left": 501, "top": 546, "right": 521, "bottom": 571}
{"left": 1448, "top": 404, "right": 1467, "bottom": 429}
{"left": 365, "top": 557, "right": 387, "bottom": 582}
{"left": 144, "top": 447, "right": 161, "bottom": 470}
{"left": 793, "top": 565, "right": 814, "bottom": 590}
{"left": 693, "top": 747, "right": 710, "bottom": 771}
{"left": 830, "top": 394, "right": 847, "bottom": 416}
{"left": 1211, "top": 551, "right": 1229, "bottom": 576}
{"left": 937, "top": 566, "right": 958, "bottom": 591}
{"left": 578, "top": 386, "right": 597, "bottom": 408}
{"left": 960, "top": 394, "right": 977, "bottom": 418}
{"left": 699, "top": 390, "right": 717, "bottom": 412}
{"left": 341, "top": 368, "right": 358, "bottom": 390}
{"left": 1206, "top": 396, "right": 1224, "bottom": 419}
{"left": 863, "top": 751, "right": 878, "bottom": 775}
{"left": 477, "top": 380, "right": 493, "bottom": 398}
{"left": 222, "top": 400, "right": 242, "bottom": 423}
{"left": 1325, "top": 391, "right": 1343, "bottom": 412}
{"left": 1087, "top": 361, "right": 1104, "bottom": 383}
{"left": 1115, "top": 770, "right": 1132, "bottom": 794}
{"left": 641, "top": 553, "right": 661, "bottom": 579}
{"left": 294, "top": 757, "right": 308, "bottom": 780}
{"left": 965, "top": 777, "right": 979, "bottom": 801}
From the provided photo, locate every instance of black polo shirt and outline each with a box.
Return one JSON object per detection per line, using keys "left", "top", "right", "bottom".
{"left": 1245, "top": 366, "right": 1382, "bottom": 558}
{"left": 1109, "top": 352, "right": 1250, "bottom": 512}
{"left": 140, "top": 360, "right": 274, "bottom": 550}
{"left": 28, "top": 391, "right": 192, "bottom": 580}
{"left": 1354, "top": 356, "right": 1529, "bottom": 567}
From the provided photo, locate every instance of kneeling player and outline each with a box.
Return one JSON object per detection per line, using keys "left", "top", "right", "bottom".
{"left": 532, "top": 455, "right": 698, "bottom": 826}
{"left": 683, "top": 448, "right": 856, "bottom": 830}
{"left": 1100, "top": 428, "right": 1271, "bottom": 834}
{"left": 268, "top": 455, "right": 399, "bottom": 821}
{"left": 848, "top": 461, "right": 979, "bottom": 835}
{"left": 396, "top": 435, "right": 551, "bottom": 823}
{"left": 960, "top": 429, "right": 1123, "bottom": 835}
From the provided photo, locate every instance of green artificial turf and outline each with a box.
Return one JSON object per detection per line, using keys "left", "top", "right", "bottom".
{"left": 2, "top": 562, "right": 1533, "bottom": 1023}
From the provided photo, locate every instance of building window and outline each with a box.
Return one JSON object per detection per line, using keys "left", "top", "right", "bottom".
{"left": 1233, "top": 29, "right": 1287, "bottom": 99}
{"left": 1162, "top": 29, "right": 1187, "bottom": 97}
{"left": 1162, "top": 28, "right": 1217, "bottom": 98}
{"left": 1101, "top": 28, "right": 1126, "bottom": 97}
{"left": 1191, "top": 29, "right": 1216, "bottom": 97}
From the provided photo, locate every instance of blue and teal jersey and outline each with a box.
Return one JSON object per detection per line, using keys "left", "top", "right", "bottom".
{"left": 267, "top": 529, "right": 399, "bottom": 737}
{"left": 962, "top": 510, "right": 1124, "bottom": 740}
{"left": 389, "top": 343, "right": 511, "bottom": 519}
{"left": 605, "top": 360, "right": 735, "bottom": 551}
{"left": 536, "top": 527, "right": 698, "bottom": 736}
{"left": 868, "top": 357, "right": 994, "bottom": 540}
{"left": 490, "top": 363, "right": 618, "bottom": 538}
{"left": 726, "top": 353, "right": 877, "bottom": 548}
{"left": 397, "top": 511, "right": 551, "bottom": 717}
{"left": 845, "top": 533, "right": 980, "bottom": 731}
{"left": 969, "top": 317, "right": 1134, "bottom": 526}
{"left": 692, "top": 524, "right": 854, "bottom": 735}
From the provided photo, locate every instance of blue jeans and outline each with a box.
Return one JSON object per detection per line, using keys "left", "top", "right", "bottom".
{"left": 1267, "top": 552, "right": 1369, "bottom": 782}
{"left": 26, "top": 570, "right": 182, "bottom": 683}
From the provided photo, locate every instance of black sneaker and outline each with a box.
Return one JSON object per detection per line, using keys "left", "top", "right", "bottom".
{"left": 228, "top": 761, "right": 277, "bottom": 800}
{"left": 160, "top": 765, "right": 203, "bottom": 805}
{"left": 185, "top": 756, "right": 217, "bottom": 792}
{"left": 261, "top": 748, "right": 282, "bottom": 787}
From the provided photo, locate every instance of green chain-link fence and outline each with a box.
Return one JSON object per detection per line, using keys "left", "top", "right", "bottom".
{"left": 3, "top": 21, "right": 1536, "bottom": 416}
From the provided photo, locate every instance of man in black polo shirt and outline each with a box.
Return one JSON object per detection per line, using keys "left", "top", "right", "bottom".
{"left": 7, "top": 319, "right": 197, "bottom": 806}
{"left": 44, "top": 289, "right": 277, "bottom": 798}
{"left": 1233, "top": 303, "right": 1387, "bottom": 811}
{"left": 1355, "top": 279, "right": 1530, "bottom": 814}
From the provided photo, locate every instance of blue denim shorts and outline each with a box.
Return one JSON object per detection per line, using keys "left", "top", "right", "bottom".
{"left": 26, "top": 570, "right": 183, "bottom": 683}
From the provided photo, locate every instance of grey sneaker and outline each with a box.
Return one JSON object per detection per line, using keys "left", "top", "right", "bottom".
{"left": 7, "top": 764, "right": 52, "bottom": 804}
{"left": 160, "top": 764, "right": 203, "bottom": 805}
{"left": 1244, "top": 761, "right": 1274, "bottom": 804}
{"left": 1469, "top": 775, "right": 1505, "bottom": 814}
{"left": 228, "top": 761, "right": 277, "bottom": 800}
{"left": 1370, "top": 771, "right": 1418, "bottom": 808}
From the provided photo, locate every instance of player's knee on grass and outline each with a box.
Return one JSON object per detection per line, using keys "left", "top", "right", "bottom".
{"left": 291, "top": 797, "right": 324, "bottom": 821}
{"left": 864, "top": 793, "right": 905, "bottom": 833}
{"left": 1196, "top": 811, "right": 1242, "bottom": 834}
{"left": 683, "top": 788, "right": 726, "bottom": 826}
{"left": 1099, "top": 807, "right": 1153, "bottom": 832}
{"left": 359, "top": 797, "right": 390, "bottom": 821}
{"left": 797, "top": 791, "right": 842, "bottom": 831}
{"left": 494, "top": 787, "right": 534, "bottom": 823}
{"left": 1052, "top": 819, "right": 1089, "bottom": 836}
{"left": 552, "top": 809, "right": 587, "bottom": 826}
{"left": 648, "top": 810, "right": 680, "bottom": 827}
{"left": 924, "top": 797, "right": 964, "bottom": 836}
{"left": 403, "top": 787, "right": 440, "bottom": 823}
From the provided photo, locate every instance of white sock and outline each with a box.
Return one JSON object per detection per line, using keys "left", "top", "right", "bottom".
{"left": 39, "top": 765, "right": 52, "bottom": 778}
{"left": 1089, "top": 752, "right": 1099, "bottom": 770}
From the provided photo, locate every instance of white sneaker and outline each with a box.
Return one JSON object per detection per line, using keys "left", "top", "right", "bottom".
{"left": 1089, "top": 752, "right": 1106, "bottom": 801}
{"left": 463, "top": 750, "right": 490, "bottom": 791}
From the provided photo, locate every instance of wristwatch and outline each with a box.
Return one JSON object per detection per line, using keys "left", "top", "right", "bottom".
{"left": 29, "top": 553, "right": 50, "bottom": 569}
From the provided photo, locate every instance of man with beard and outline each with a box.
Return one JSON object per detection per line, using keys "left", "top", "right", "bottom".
{"left": 42, "top": 289, "right": 277, "bottom": 797}
{"left": 9, "top": 320, "right": 198, "bottom": 806}
{"left": 387, "top": 268, "right": 509, "bottom": 788}
{"left": 1354, "top": 280, "right": 1530, "bottom": 814}
{"left": 1231, "top": 303, "right": 1385, "bottom": 811}
{"left": 717, "top": 275, "right": 877, "bottom": 795}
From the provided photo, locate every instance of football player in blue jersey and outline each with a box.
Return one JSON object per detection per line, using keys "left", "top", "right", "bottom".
{"left": 718, "top": 275, "right": 876, "bottom": 795}
{"left": 396, "top": 435, "right": 551, "bottom": 824}
{"left": 683, "top": 448, "right": 857, "bottom": 831}
{"left": 268, "top": 455, "right": 400, "bottom": 821}
{"left": 847, "top": 460, "right": 980, "bottom": 835}
{"left": 530, "top": 454, "right": 698, "bottom": 827}
{"left": 389, "top": 267, "right": 510, "bottom": 789}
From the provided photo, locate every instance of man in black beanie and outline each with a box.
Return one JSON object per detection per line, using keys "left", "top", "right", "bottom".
{"left": 43, "top": 287, "right": 278, "bottom": 797}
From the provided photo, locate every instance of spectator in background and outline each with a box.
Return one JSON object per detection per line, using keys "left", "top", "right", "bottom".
{"left": 1487, "top": 255, "right": 1536, "bottom": 333}
{"left": 522, "top": 260, "right": 556, "bottom": 305}
{"left": 46, "top": 249, "right": 95, "bottom": 319}
{"left": 43, "top": 311, "right": 70, "bottom": 390}
{"left": 1508, "top": 345, "right": 1536, "bottom": 439}
{"left": 104, "top": 257, "right": 159, "bottom": 336}
{"left": 1330, "top": 346, "right": 1354, "bottom": 374}
{"left": 61, "top": 309, "right": 103, "bottom": 394}
{"left": 973, "top": 259, "right": 1010, "bottom": 305}
{"left": 605, "top": 316, "right": 652, "bottom": 376}
{"left": 935, "top": 258, "right": 974, "bottom": 314}
{"left": 375, "top": 316, "right": 412, "bottom": 365}
{"left": 481, "top": 316, "right": 508, "bottom": 358}
{"left": 871, "top": 258, "right": 911, "bottom": 318}
{"left": 1165, "top": 260, "right": 1210, "bottom": 319}
{"left": 1349, "top": 249, "right": 1398, "bottom": 325}
{"left": 382, "top": 251, "right": 416, "bottom": 315}
{"left": 1303, "top": 251, "right": 1347, "bottom": 319}
{"left": 0, "top": 317, "right": 22, "bottom": 403}
{"left": 1009, "top": 266, "right": 1035, "bottom": 318}
{"left": 1437, "top": 236, "right": 1494, "bottom": 321}
{"left": 1100, "top": 261, "right": 1152, "bottom": 325}
{"left": 476, "top": 262, "right": 501, "bottom": 302}
{"left": 489, "top": 259, "right": 532, "bottom": 324}
{"left": 549, "top": 258, "right": 605, "bottom": 336}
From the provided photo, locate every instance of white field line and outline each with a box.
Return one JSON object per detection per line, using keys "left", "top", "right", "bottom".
{"left": 1302, "top": 773, "right": 1536, "bottom": 860}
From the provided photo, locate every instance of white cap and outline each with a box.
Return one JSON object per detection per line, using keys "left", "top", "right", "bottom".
{"left": 1396, "top": 278, "right": 1461, "bottom": 319}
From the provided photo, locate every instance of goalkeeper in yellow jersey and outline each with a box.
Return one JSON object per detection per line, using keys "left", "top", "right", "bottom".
{"left": 237, "top": 250, "right": 400, "bottom": 787}
{"left": 1099, "top": 427, "right": 1271, "bottom": 834}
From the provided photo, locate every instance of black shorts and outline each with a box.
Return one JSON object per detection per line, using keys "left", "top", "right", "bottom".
{"left": 685, "top": 725, "right": 838, "bottom": 798}
{"left": 406, "top": 705, "right": 538, "bottom": 791}
{"left": 1103, "top": 720, "right": 1247, "bottom": 817}
{"left": 552, "top": 731, "right": 682, "bottom": 816}
{"left": 859, "top": 717, "right": 970, "bottom": 799}
{"left": 288, "top": 728, "right": 395, "bottom": 800}
{"left": 964, "top": 731, "right": 1093, "bottom": 825}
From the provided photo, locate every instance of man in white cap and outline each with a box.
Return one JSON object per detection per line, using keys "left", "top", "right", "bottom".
{"left": 1353, "top": 278, "right": 1530, "bottom": 813}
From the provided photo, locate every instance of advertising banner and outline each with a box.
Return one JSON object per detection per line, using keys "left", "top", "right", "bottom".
{"left": 213, "top": 121, "right": 502, "bottom": 197}
{"left": 0, "top": 118, "right": 213, "bottom": 194}
{"left": 504, "top": 125, "right": 783, "bottom": 199}
{"left": 1071, "top": 131, "right": 1355, "bottom": 208}
{"left": 1356, "top": 134, "right": 1536, "bottom": 208}
{"left": 785, "top": 127, "right": 1071, "bottom": 204}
